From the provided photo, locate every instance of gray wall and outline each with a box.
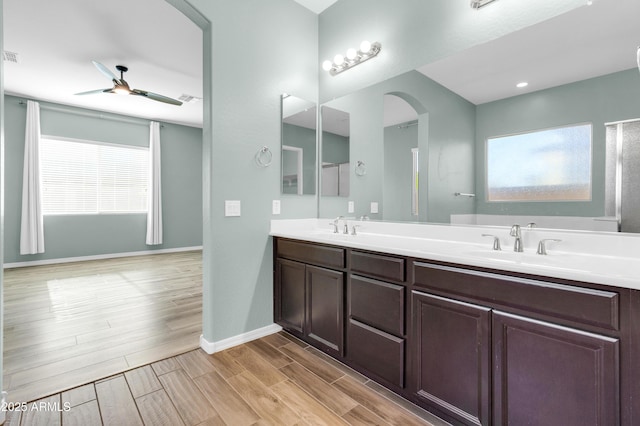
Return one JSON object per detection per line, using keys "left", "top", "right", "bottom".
{"left": 321, "top": 131, "right": 349, "bottom": 164}
{"left": 3, "top": 95, "right": 203, "bottom": 264}
{"left": 189, "top": 0, "right": 318, "bottom": 344}
{"left": 475, "top": 69, "right": 640, "bottom": 217}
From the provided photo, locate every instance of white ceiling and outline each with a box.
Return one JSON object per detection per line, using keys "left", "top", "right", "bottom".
{"left": 3, "top": 0, "right": 203, "bottom": 127}
{"left": 3, "top": 0, "right": 638, "bottom": 130}
{"left": 418, "top": 0, "right": 640, "bottom": 105}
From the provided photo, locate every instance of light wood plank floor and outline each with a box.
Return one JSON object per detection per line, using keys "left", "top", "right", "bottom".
{"left": 3, "top": 251, "right": 203, "bottom": 403}
{"left": 4, "top": 333, "right": 448, "bottom": 426}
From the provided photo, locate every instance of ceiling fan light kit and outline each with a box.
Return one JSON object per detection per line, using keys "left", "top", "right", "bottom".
{"left": 75, "top": 61, "right": 183, "bottom": 106}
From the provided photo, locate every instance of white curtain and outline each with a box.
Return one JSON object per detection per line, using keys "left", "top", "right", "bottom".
{"left": 146, "top": 121, "right": 163, "bottom": 245}
{"left": 20, "top": 100, "right": 45, "bottom": 254}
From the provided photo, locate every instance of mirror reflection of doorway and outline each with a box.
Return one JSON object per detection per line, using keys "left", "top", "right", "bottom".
{"left": 383, "top": 94, "right": 420, "bottom": 221}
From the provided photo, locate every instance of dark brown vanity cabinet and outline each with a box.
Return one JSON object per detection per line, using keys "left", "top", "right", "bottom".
{"left": 273, "top": 238, "right": 638, "bottom": 426}
{"left": 347, "top": 251, "right": 407, "bottom": 389}
{"left": 411, "top": 261, "right": 621, "bottom": 426}
{"left": 274, "top": 239, "right": 345, "bottom": 357}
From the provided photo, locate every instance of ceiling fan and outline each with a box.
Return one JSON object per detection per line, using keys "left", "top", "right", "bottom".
{"left": 75, "top": 61, "right": 183, "bottom": 106}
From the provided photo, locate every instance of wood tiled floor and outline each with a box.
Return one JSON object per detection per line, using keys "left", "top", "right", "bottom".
{"left": 3, "top": 251, "right": 203, "bottom": 403}
{"left": 4, "top": 332, "right": 447, "bottom": 426}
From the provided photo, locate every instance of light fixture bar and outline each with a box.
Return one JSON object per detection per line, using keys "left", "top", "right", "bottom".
{"left": 323, "top": 41, "right": 382, "bottom": 76}
{"left": 470, "top": 0, "right": 497, "bottom": 9}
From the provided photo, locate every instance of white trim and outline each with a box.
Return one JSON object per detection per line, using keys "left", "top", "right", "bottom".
{"left": 200, "top": 323, "right": 283, "bottom": 354}
{"left": 3, "top": 246, "right": 203, "bottom": 269}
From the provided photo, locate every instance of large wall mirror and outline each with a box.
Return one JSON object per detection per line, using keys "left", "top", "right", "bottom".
{"left": 317, "top": 0, "right": 640, "bottom": 233}
{"left": 281, "top": 94, "right": 317, "bottom": 195}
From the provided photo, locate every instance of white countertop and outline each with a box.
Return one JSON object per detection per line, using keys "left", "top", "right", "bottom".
{"left": 270, "top": 219, "right": 640, "bottom": 291}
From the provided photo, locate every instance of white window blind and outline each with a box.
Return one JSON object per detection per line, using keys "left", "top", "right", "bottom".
{"left": 40, "top": 136, "right": 148, "bottom": 214}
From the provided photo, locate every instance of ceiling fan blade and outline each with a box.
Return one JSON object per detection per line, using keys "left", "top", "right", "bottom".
{"left": 132, "top": 89, "right": 183, "bottom": 106}
{"left": 92, "top": 60, "right": 117, "bottom": 81}
{"left": 74, "top": 88, "right": 113, "bottom": 96}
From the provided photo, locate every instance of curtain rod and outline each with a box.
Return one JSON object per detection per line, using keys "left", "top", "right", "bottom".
{"left": 17, "top": 99, "right": 163, "bottom": 127}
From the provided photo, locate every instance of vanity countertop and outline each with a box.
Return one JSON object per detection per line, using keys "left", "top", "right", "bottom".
{"left": 270, "top": 218, "right": 640, "bottom": 291}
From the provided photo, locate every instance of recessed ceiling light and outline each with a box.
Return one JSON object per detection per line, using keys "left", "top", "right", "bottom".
{"left": 516, "top": 82, "right": 529, "bottom": 88}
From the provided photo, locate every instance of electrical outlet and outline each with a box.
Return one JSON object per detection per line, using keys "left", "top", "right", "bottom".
{"left": 348, "top": 201, "right": 354, "bottom": 213}
{"left": 370, "top": 202, "right": 379, "bottom": 214}
{"left": 272, "top": 200, "right": 281, "bottom": 215}
{"left": 224, "top": 200, "right": 241, "bottom": 217}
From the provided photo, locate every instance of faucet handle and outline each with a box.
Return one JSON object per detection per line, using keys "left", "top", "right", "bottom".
{"left": 328, "top": 221, "right": 339, "bottom": 233}
{"left": 536, "top": 238, "right": 562, "bottom": 255}
{"left": 351, "top": 224, "right": 361, "bottom": 235}
{"left": 481, "top": 234, "right": 502, "bottom": 251}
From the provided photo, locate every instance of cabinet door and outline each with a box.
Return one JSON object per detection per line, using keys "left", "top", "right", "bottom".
{"left": 306, "top": 265, "right": 344, "bottom": 357}
{"left": 412, "top": 291, "right": 491, "bottom": 426}
{"left": 493, "top": 311, "right": 619, "bottom": 426}
{"left": 275, "top": 258, "right": 306, "bottom": 334}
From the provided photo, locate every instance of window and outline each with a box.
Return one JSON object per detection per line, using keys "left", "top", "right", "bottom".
{"left": 40, "top": 136, "right": 149, "bottom": 214}
{"left": 486, "top": 123, "right": 592, "bottom": 202}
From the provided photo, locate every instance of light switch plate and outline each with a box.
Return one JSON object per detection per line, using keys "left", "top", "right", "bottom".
{"left": 225, "top": 200, "right": 241, "bottom": 217}
{"left": 370, "top": 202, "right": 379, "bottom": 214}
{"left": 348, "top": 201, "right": 355, "bottom": 213}
{"left": 272, "top": 200, "right": 281, "bottom": 215}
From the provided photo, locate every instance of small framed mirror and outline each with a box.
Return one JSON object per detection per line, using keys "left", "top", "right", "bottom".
{"left": 321, "top": 106, "right": 350, "bottom": 197}
{"left": 281, "top": 94, "right": 317, "bottom": 195}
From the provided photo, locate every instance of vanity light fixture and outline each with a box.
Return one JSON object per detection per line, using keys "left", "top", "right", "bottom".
{"left": 470, "top": 0, "right": 497, "bottom": 9}
{"left": 322, "top": 40, "right": 382, "bottom": 76}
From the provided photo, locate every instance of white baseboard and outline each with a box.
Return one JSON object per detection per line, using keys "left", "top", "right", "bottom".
{"left": 3, "top": 246, "right": 203, "bottom": 269}
{"left": 200, "top": 323, "right": 283, "bottom": 354}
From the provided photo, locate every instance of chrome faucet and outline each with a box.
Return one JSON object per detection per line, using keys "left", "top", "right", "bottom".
{"left": 330, "top": 216, "right": 343, "bottom": 233}
{"left": 537, "top": 238, "right": 562, "bottom": 255}
{"left": 510, "top": 224, "right": 524, "bottom": 252}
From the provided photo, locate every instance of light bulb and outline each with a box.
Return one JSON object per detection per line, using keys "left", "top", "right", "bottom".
{"left": 322, "top": 60, "right": 333, "bottom": 71}
{"left": 359, "top": 40, "right": 372, "bottom": 54}
{"left": 346, "top": 48, "right": 358, "bottom": 60}
{"left": 334, "top": 54, "right": 345, "bottom": 66}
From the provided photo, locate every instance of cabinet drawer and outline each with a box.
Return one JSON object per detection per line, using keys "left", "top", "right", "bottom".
{"left": 413, "top": 261, "right": 620, "bottom": 331}
{"left": 349, "top": 275, "right": 404, "bottom": 336}
{"left": 347, "top": 319, "right": 405, "bottom": 388}
{"left": 276, "top": 238, "right": 345, "bottom": 269}
{"left": 351, "top": 250, "right": 405, "bottom": 282}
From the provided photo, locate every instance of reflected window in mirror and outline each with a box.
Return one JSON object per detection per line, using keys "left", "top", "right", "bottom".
{"left": 321, "top": 106, "right": 350, "bottom": 197}
{"left": 281, "top": 94, "right": 317, "bottom": 195}
{"left": 486, "top": 123, "right": 592, "bottom": 202}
